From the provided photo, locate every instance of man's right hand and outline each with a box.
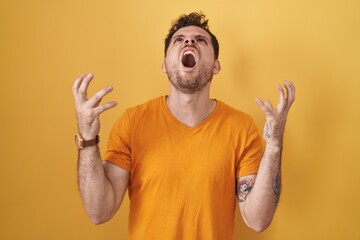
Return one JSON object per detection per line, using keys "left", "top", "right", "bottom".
{"left": 72, "top": 73, "right": 117, "bottom": 139}
{"left": 72, "top": 73, "right": 128, "bottom": 224}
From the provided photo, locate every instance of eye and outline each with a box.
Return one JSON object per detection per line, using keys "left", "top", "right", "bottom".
{"left": 197, "top": 37, "right": 208, "bottom": 45}
{"left": 174, "top": 37, "right": 183, "bottom": 43}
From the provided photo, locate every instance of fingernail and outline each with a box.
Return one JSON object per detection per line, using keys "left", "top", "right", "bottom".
{"left": 87, "top": 73, "right": 93, "bottom": 78}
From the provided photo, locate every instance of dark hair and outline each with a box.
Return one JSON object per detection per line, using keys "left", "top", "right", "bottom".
{"left": 164, "top": 12, "right": 219, "bottom": 59}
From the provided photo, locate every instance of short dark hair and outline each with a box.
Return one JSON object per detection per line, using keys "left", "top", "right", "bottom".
{"left": 164, "top": 12, "right": 219, "bottom": 59}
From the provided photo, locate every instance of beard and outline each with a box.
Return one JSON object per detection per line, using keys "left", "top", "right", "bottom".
{"left": 165, "top": 64, "right": 214, "bottom": 94}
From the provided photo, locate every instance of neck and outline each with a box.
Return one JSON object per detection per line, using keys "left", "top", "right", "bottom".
{"left": 166, "top": 84, "right": 216, "bottom": 127}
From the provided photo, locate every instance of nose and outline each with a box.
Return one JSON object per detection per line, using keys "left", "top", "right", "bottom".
{"left": 185, "top": 39, "right": 195, "bottom": 45}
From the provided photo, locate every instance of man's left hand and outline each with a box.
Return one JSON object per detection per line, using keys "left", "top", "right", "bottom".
{"left": 256, "top": 81, "right": 296, "bottom": 147}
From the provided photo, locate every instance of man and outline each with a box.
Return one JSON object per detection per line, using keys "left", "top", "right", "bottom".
{"left": 72, "top": 12, "right": 295, "bottom": 239}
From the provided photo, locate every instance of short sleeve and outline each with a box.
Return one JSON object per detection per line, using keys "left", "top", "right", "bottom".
{"left": 103, "top": 111, "right": 132, "bottom": 172}
{"left": 236, "top": 118, "right": 263, "bottom": 178}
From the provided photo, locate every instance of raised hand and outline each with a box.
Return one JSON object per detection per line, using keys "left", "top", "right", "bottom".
{"left": 255, "top": 81, "right": 295, "bottom": 146}
{"left": 72, "top": 73, "right": 117, "bottom": 140}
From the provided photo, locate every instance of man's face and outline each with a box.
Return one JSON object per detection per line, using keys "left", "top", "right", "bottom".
{"left": 162, "top": 26, "right": 220, "bottom": 94}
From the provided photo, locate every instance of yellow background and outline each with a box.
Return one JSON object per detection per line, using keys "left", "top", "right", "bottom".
{"left": 1, "top": 0, "right": 359, "bottom": 239}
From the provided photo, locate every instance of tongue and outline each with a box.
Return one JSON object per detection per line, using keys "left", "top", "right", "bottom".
{"left": 182, "top": 54, "right": 196, "bottom": 68}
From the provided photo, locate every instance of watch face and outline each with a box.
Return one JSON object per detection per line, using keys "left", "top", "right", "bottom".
{"left": 75, "top": 134, "right": 84, "bottom": 149}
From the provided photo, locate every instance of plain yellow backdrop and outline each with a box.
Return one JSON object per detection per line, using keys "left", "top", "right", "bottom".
{"left": 1, "top": 0, "right": 359, "bottom": 239}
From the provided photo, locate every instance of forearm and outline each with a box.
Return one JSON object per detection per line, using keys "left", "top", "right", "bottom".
{"left": 243, "top": 144, "right": 282, "bottom": 231}
{"left": 241, "top": 81, "right": 294, "bottom": 231}
{"left": 78, "top": 146, "right": 116, "bottom": 224}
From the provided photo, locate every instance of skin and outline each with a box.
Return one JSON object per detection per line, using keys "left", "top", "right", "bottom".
{"left": 237, "top": 81, "right": 295, "bottom": 232}
{"left": 72, "top": 25, "right": 296, "bottom": 231}
{"left": 73, "top": 73, "right": 129, "bottom": 224}
{"left": 161, "top": 26, "right": 221, "bottom": 127}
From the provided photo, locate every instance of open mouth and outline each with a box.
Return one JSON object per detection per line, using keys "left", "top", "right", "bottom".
{"left": 181, "top": 51, "right": 197, "bottom": 68}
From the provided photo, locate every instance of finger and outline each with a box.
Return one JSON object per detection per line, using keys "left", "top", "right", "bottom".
{"left": 87, "top": 86, "right": 114, "bottom": 107}
{"left": 289, "top": 81, "right": 296, "bottom": 101}
{"left": 256, "top": 98, "right": 274, "bottom": 116}
{"left": 264, "top": 99, "right": 273, "bottom": 109}
{"left": 276, "top": 84, "right": 286, "bottom": 112}
{"left": 284, "top": 81, "right": 295, "bottom": 110}
{"left": 72, "top": 73, "right": 86, "bottom": 96}
{"left": 78, "top": 73, "right": 94, "bottom": 101}
{"left": 291, "top": 81, "right": 296, "bottom": 97}
{"left": 94, "top": 101, "right": 118, "bottom": 115}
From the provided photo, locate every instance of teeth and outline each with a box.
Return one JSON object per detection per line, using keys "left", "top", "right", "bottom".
{"left": 184, "top": 51, "right": 195, "bottom": 56}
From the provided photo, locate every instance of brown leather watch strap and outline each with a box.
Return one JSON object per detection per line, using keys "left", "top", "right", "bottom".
{"left": 75, "top": 133, "right": 100, "bottom": 149}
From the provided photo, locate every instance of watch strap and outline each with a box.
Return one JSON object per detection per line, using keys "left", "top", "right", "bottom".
{"left": 75, "top": 133, "right": 100, "bottom": 149}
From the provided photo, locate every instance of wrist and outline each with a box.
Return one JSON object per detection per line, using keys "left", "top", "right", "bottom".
{"left": 77, "top": 129, "right": 98, "bottom": 140}
{"left": 265, "top": 143, "right": 282, "bottom": 152}
{"left": 75, "top": 133, "right": 100, "bottom": 149}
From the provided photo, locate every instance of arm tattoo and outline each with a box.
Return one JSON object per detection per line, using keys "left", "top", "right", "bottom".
{"left": 236, "top": 177, "right": 255, "bottom": 203}
{"left": 273, "top": 172, "right": 281, "bottom": 206}
{"left": 264, "top": 121, "right": 271, "bottom": 138}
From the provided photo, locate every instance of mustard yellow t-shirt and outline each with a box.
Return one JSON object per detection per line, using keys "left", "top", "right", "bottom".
{"left": 103, "top": 96, "right": 263, "bottom": 240}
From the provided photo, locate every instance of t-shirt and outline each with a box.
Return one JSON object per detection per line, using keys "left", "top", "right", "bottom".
{"left": 103, "top": 96, "right": 263, "bottom": 240}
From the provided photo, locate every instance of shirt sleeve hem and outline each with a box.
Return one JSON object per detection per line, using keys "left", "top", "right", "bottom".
{"left": 236, "top": 169, "right": 258, "bottom": 179}
{"left": 102, "top": 158, "right": 131, "bottom": 172}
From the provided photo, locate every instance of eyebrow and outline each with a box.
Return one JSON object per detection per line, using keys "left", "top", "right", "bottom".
{"left": 172, "top": 34, "right": 185, "bottom": 40}
{"left": 172, "top": 34, "right": 210, "bottom": 41}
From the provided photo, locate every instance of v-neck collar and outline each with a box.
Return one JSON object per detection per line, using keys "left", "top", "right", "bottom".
{"left": 161, "top": 95, "right": 221, "bottom": 134}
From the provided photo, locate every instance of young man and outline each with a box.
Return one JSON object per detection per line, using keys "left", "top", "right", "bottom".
{"left": 73, "top": 12, "right": 295, "bottom": 240}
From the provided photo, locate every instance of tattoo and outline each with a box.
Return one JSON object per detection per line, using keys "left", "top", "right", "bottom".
{"left": 273, "top": 172, "right": 281, "bottom": 206}
{"left": 265, "top": 122, "right": 271, "bottom": 138}
{"left": 236, "top": 177, "right": 255, "bottom": 202}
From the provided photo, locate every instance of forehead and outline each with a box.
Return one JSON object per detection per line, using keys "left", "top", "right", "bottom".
{"left": 172, "top": 25, "right": 211, "bottom": 40}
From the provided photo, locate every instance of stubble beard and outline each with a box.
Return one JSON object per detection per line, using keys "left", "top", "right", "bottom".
{"left": 166, "top": 65, "right": 214, "bottom": 94}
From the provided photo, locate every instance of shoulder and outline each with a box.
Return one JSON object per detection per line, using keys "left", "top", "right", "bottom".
{"left": 111, "top": 96, "right": 165, "bottom": 131}
{"left": 216, "top": 100, "right": 254, "bottom": 125}
{"left": 124, "top": 96, "right": 164, "bottom": 118}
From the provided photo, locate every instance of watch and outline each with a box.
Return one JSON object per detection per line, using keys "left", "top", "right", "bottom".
{"left": 75, "top": 133, "right": 100, "bottom": 149}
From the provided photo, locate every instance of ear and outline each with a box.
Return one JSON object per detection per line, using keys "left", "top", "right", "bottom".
{"left": 161, "top": 59, "right": 167, "bottom": 73}
{"left": 212, "top": 60, "right": 221, "bottom": 74}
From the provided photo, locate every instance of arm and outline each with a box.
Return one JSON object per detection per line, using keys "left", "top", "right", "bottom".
{"left": 237, "top": 81, "right": 295, "bottom": 232}
{"left": 72, "top": 73, "right": 130, "bottom": 224}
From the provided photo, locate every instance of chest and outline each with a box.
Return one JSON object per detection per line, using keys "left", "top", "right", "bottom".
{"left": 129, "top": 127, "right": 239, "bottom": 194}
